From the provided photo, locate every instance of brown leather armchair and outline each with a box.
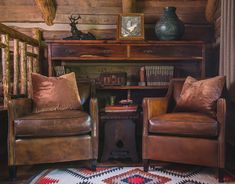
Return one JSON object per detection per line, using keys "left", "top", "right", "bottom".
{"left": 7, "top": 82, "right": 98, "bottom": 179}
{"left": 142, "top": 78, "right": 226, "bottom": 182}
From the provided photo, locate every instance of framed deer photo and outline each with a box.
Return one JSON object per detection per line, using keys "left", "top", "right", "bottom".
{"left": 117, "top": 13, "right": 145, "bottom": 40}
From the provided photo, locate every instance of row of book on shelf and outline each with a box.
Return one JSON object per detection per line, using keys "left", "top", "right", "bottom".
{"left": 144, "top": 65, "right": 174, "bottom": 86}
{"left": 54, "top": 65, "right": 174, "bottom": 87}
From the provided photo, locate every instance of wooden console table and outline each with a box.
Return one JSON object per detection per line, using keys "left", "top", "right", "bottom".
{"left": 47, "top": 40, "right": 206, "bottom": 79}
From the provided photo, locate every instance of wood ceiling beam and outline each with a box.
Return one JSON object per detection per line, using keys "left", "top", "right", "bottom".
{"left": 35, "top": 0, "right": 56, "bottom": 26}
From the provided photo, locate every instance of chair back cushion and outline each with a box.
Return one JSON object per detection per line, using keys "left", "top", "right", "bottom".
{"left": 172, "top": 79, "right": 185, "bottom": 102}
{"left": 32, "top": 72, "right": 82, "bottom": 113}
{"left": 77, "top": 82, "right": 91, "bottom": 111}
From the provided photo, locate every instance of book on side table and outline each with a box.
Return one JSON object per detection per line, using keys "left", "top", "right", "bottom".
{"left": 104, "top": 105, "right": 138, "bottom": 112}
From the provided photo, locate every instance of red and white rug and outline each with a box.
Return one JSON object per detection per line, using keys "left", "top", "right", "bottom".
{"left": 28, "top": 164, "right": 235, "bottom": 184}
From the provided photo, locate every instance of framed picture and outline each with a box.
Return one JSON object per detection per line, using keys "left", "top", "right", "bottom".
{"left": 118, "top": 13, "right": 145, "bottom": 40}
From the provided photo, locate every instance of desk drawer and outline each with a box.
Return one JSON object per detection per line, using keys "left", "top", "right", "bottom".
{"left": 51, "top": 44, "right": 127, "bottom": 59}
{"left": 130, "top": 45, "right": 202, "bottom": 59}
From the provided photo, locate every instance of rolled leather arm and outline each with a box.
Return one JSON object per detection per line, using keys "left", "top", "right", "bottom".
{"left": 8, "top": 98, "right": 33, "bottom": 120}
{"left": 143, "top": 97, "right": 168, "bottom": 119}
{"left": 142, "top": 97, "right": 168, "bottom": 136}
{"left": 7, "top": 98, "right": 33, "bottom": 165}
{"left": 216, "top": 98, "right": 226, "bottom": 168}
{"left": 89, "top": 97, "right": 99, "bottom": 158}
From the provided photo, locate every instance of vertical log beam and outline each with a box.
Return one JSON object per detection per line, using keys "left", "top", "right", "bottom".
{"left": 122, "top": 0, "right": 136, "bottom": 13}
{"left": 1, "top": 34, "right": 10, "bottom": 108}
{"left": 205, "top": 0, "right": 220, "bottom": 23}
{"left": 33, "top": 28, "right": 43, "bottom": 73}
{"left": 20, "top": 42, "right": 27, "bottom": 95}
{"left": 35, "top": 0, "right": 57, "bottom": 26}
{"left": 27, "top": 55, "right": 33, "bottom": 98}
{"left": 32, "top": 47, "right": 40, "bottom": 73}
{"left": 13, "top": 39, "right": 20, "bottom": 95}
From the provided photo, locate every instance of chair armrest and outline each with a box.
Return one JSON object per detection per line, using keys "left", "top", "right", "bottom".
{"left": 89, "top": 97, "right": 99, "bottom": 158}
{"left": 217, "top": 98, "right": 226, "bottom": 125}
{"left": 142, "top": 97, "right": 168, "bottom": 136}
{"left": 7, "top": 98, "right": 33, "bottom": 165}
{"left": 143, "top": 97, "right": 168, "bottom": 120}
{"left": 216, "top": 98, "right": 226, "bottom": 168}
{"left": 8, "top": 98, "right": 33, "bottom": 120}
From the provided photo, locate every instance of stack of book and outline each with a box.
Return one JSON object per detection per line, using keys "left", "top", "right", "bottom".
{"left": 104, "top": 105, "right": 138, "bottom": 112}
{"left": 145, "top": 65, "right": 174, "bottom": 86}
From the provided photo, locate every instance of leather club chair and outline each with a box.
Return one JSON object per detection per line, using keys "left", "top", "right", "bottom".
{"left": 142, "top": 78, "right": 226, "bottom": 182}
{"left": 7, "top": 81, "right": 98, "bottom": 179}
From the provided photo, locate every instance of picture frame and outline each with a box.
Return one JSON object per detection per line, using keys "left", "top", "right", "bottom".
{"left": 117, "top": 13, "right": 145, "bottom": 40}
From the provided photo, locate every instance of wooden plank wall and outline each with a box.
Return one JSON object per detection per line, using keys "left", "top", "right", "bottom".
{"left": 0, "top": 0, "right": 213, "bottom": 41}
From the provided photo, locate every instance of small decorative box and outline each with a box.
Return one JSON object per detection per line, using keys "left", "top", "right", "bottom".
{"left": 99, "top": 72, "right": 127, "bottom": 86}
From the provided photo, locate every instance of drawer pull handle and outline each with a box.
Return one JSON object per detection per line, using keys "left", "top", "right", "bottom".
{"left": 65, "top": 50, "right": 74, "bottom": 54}
{"left": 102, "top": 50, "right": 112, "bottom": 54}
{"left": 144, "top": 50, "right": 153, "bottom": 54}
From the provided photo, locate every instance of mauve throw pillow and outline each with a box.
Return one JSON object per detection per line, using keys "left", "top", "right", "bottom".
{"left": 175, "top": 76, "right": 225, "bottom": 117}
{"left": 32, "top": 72, "right": 82, "bottom": 113}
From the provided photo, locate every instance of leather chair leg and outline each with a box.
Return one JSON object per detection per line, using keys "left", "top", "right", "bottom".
{"left": 218, "top": 168, "right": 224, "bottom": 183}
{"left": 143, "top": 159, "right": 149, "bottom": 172}
{"left": 90, "top": 159, "right": 97, "bottom": 171}
{"left": 9, "top": 166, "right": 17, "bottom": 180}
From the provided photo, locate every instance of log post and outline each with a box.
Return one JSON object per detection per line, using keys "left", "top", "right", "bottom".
{"left": 35, "top": 0, "right": 57, "bottom": 26}
{"left": 27, "top": 51, "right": 33, "bottom": 98}
{"left": 32, "top": 28, "right": 43, "bottom": 73}
{"left": 20, "top": 42, "right": 27, "bottom": 95}
{"left": 122, "top": 0, "right": 136, "bottom": 13}
{"left": 1, "top": 34, "right": 10, "bottom": 108}
{"left": 13, "top": 39, "right": 20, "bottom": 95}
{"left": 205, "top": 0, "right": 220, "bottom": 23}
{"left": 33, "top": 47, "right": 40, "bottom": 73}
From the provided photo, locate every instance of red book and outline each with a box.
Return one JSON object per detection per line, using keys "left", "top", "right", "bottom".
{"left": 105, "top": 105, "right": 138, "bottom": 112}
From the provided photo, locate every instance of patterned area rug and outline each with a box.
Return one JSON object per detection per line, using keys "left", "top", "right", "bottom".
{"left": 28, "top": 164, "right": 235, "bottom": 184}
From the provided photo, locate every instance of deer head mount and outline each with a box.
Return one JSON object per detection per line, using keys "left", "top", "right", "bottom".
{"left": 64, "top": 14, "right": 96, "bottom": 40}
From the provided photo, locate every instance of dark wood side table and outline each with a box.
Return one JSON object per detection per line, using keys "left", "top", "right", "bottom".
{"left": 100, "top": 111, "right": 139, "bottom": 162}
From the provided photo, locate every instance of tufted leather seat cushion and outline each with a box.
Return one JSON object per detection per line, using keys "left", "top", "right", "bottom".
{"left": 15, "top": 110, "right": 91, "bottom": 138}
{"left": 149, "top": 112, "right": 218, "bottom": 138}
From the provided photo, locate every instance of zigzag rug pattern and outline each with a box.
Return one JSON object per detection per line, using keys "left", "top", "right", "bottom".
{"left": 28, "top": 165, "right": 235, "bottom": 184}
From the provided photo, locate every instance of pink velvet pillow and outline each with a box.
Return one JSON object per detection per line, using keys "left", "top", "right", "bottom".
{"left": 175, "top": 76, "right": 225, "bottom": 117}
{"left": 32, "top": 72, "right": 82, "bottom": 113}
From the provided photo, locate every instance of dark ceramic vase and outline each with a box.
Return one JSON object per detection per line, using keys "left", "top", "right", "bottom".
{"left": 155, "top": 7, "right": 185, "bottom": 40}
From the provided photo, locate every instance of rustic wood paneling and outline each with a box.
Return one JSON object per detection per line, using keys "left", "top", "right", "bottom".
{"left": 0, "top": 0, "right": 213, "bottom": 41}
{"left": 0, "top": 0, "right": 208, "bottom": 24}
{"left": 0, "top": 0, "right": 35, "bottom": 5}
{"left": 14, "top": 24, "right": 213, "bottom": 41}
